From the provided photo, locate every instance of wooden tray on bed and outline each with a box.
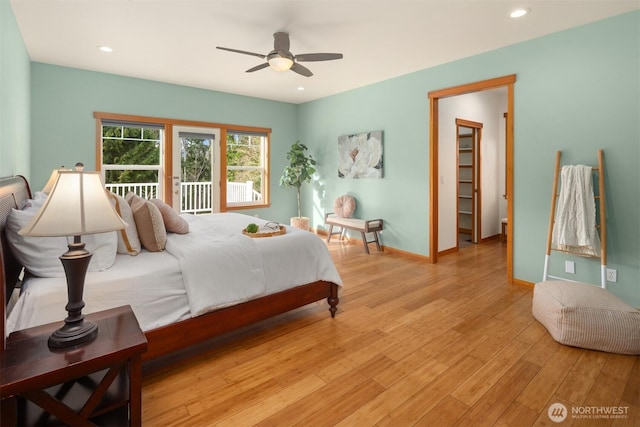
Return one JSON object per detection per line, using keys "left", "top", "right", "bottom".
{"left": 242, "top": 225, "right": 286, "bottom": 238}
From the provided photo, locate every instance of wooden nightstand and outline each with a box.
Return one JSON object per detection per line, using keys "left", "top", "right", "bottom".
{"left": 1, "top": 305, "right": 147, "bottom": 426}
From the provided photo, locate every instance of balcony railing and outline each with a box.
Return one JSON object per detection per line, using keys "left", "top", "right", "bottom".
{"left": 181, "top": 182, "right": 212, "bottom": 214}
{"left": 106, "top": 183, "right": 158, "bottom": 200}
{"left": 105, "top": 181, "right": 261, "bottom": 214}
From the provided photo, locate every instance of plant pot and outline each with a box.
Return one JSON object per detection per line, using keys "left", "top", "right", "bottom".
{"left": 290, "top": 216, "right": 310, "bottom": 231}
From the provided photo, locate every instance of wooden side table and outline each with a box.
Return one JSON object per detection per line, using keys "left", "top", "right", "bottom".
{"left": 1, "top": 305, "right": 147, "bottom": 426}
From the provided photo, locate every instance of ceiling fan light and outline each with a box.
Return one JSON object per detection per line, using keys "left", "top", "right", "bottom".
{"left": 268, "top": 56, "right": 294, "bottom": 72}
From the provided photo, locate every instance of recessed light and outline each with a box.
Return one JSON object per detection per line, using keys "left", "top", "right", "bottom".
{"left": 297, "top": 87, "right": 305, "bottom": 91}
{"left": 510, "top": 8, "right": 530, "bottom": 18}
{"left": 98, "top": 46, "right": 113, "bottom": 53}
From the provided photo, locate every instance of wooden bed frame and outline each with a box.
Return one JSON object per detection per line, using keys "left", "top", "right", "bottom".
{"left": 0, "top": 175, "right": 340, "bottom": 362}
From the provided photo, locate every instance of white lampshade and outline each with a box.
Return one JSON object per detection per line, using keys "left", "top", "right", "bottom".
{"left": 268, "top": 56, "right": 294, "bottom": 72}
{"left": 42, "top": 166, "right": 72, "bottom": 194}
{"left": 20, "top": 170, "right": 127, "bottom": 237}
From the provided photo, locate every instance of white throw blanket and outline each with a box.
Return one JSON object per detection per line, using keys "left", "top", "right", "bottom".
{"left": 165, "top": 214, "right": 265, "bottom": 316}
{"left": 551, "top": 165, "right": 601, "bottom": 256}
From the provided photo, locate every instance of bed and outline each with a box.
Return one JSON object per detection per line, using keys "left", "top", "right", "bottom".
{"left": 0, "top": 175, "right": 341, "bottom": 362}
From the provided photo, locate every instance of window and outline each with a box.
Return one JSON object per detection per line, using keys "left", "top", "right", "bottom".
{"left": 96, "top": 112, "right": 271, "bottom": 210}
{"left": 226, "top": 130, "right": 269, "bottom": 208}
{"left": 100, "top": 120, "right": 164, "bottom": 199}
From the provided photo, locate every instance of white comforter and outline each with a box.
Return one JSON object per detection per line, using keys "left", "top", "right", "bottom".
{"left": 6, "top": 213, "right": 342, "bottom": 334}
{"left": 193, "top": 214, "right": 343, "bottom": 295}
{"left": 167, "top": 214, "right": 262, "bottom": 316}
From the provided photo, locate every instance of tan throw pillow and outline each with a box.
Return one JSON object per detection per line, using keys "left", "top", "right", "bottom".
{"left": 129, "top": 196, "right": 167, "bottom": 252}
{"left": 125, "top": 191, "right": 137, "bottom": 205}
{"left": 106, "top": 191, "right": 142, "bottom": 255}
{"left": 149, "top": 199, "right": 189, "bottom": 234}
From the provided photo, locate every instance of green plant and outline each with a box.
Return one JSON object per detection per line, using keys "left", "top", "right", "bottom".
{"left": 280, "top": 141, "right": 316, "bottom": 219}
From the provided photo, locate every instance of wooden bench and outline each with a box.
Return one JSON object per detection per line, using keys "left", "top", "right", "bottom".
{"left": 325, "top": 213, "right": 383, "bottom": 254}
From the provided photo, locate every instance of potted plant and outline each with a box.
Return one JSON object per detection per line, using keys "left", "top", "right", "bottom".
{"left": 280, "top": 141, "right": 316, "bottom": 230}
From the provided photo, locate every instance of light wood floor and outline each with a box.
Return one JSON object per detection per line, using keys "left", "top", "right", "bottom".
{"left": 142, "top": 239, "right": 639, "bottom": 426}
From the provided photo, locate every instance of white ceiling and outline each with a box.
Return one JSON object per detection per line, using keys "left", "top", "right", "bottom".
{"left": 10, "top": 0, "right": 640, "bottom": 104}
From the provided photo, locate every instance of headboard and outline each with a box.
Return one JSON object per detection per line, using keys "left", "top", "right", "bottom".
{"left": 0, "top": 175, "right": 31, "bottom": 352}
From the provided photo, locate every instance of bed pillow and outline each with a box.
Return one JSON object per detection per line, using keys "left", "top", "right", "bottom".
{"left": 125, "top": 191, "right": 136, "bottom": 205}
{"left": 149, "top": 198, "right": 189, "bottom": 234}
{"left": 129, "top": 195, "right": 167, "bottom": 252}
{"left": 106, "top": 191, "right": 142, "bottom": 255}
{"left": 82, "top": 232, "right": 118, "bottom": 271}
{"left": 5, "top": 207, "right": 117, "bottom": 277}
{"left": 19, "top": 191, "right": 48, "bottom": 210}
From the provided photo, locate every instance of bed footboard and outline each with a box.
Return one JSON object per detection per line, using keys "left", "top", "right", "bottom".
{"left": 143, "top": 280, "right": 339, "bottom": 362}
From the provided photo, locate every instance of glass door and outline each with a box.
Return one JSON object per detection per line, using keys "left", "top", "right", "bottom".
{"left": 172, "top": 126, "right": 220, "bottom": 214}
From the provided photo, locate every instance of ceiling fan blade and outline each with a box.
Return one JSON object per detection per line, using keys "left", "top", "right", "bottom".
{"left": 246, "top": 63, "right": 270, "bottom": 73}
{"left": 216, "top": 46, "right": 266, "bottom": 59}
{"left": 295, "top": 53, "right": 343, "bottom": 62}
{"left": 291, "top": 62, "right": 313, "bottom": 77}
{"left": 273, "top": 32, "right": 290, "bottom": 53}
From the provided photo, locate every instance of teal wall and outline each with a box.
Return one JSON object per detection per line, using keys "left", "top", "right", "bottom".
{"left": 30, "top": 63, "right": 298, "bottom": 223}
{"left": 299, "top": 11, "right": 640, "bottom": 306}
{"left": 0, "top": 0, "right": 30, "bottom": 178}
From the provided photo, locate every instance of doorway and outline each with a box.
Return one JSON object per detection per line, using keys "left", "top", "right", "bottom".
{"left": 456, "top": 119, "right": 483, "bottom": 245}
{"left": 171, "top": 125, "right": 221, "bottom": 214}
{"left": 428, "top": 74, "right": 515, "bottom": 283}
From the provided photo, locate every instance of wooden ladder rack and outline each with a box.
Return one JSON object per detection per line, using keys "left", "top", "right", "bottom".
{"left": 542, "top": 149, "right": 607, "bottom": 287}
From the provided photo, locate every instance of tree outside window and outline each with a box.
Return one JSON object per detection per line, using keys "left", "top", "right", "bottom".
{"left": 226, "top": 131, "right": 268, "bottom": 206}
{"left": 101, "top": 122, "right": 163, "bottom": 199}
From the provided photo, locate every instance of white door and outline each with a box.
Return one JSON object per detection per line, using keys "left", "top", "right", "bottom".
{"left": 172, "top": 126, "right": 221, "bottom": 213}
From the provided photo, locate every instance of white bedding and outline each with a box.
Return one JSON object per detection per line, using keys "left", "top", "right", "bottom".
{"left": 7, "top": 249, "right": 189, "bottom": 334}
{"left": 6, "top": 213, "right": 342, "bottom": 335}
{"left": 166, "top": 214, "right": 266, "bottom": 316}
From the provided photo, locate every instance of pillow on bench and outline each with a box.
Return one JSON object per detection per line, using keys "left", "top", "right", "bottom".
{"left": 334, "top": 195, "right": 356, "bottom": 218}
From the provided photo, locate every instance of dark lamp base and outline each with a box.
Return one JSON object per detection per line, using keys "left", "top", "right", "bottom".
{"left": 48, "top": 320, "right": 99, "bottom": 348}
{"left": 48, "top": 239, "right": 98, "bottom": 348}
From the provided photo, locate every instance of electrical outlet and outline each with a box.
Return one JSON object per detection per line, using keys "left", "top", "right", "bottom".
{"left": 606, "top": 268, "right": 617, "bottom": 282}
{"left": 565, "top": 261, "right": 575, "bottom": 274}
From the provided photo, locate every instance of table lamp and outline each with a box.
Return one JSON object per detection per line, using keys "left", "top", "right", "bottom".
{"left": 41, "top": 166, "right": 71, "bottom": 194}
{"left": 19, "top": 165, "right": 127, "bottom": 348}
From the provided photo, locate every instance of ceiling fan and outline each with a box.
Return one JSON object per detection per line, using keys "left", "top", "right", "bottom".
{"left": 216, "top": 32, "right": 343, "bottom": 77}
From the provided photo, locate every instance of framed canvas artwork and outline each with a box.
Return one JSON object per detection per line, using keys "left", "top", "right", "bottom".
{"left": 338, "top": 130, "right": 383, "bottom": 179}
